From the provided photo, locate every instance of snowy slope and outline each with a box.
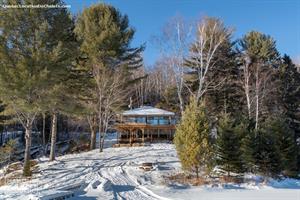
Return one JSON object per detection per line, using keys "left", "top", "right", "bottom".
{"left": 0, "top": 135, "right": 299, "bottom": 200}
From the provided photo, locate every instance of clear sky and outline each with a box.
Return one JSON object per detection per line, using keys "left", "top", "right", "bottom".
{"left": 65, "top": 0, "right": 300, "bottom": 65}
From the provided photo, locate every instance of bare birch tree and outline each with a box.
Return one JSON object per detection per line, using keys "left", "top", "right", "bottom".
{"left": 186, "top": 17, "right": 233, "bottom": 103}
{"left": 154, "top": 16, "right": 193, "bottom": 114}
{"left": 93, "top": 68, "right": 128, "bottom": 152}
{"left": 239, "top": 31, "right": 279, "bottom": 129}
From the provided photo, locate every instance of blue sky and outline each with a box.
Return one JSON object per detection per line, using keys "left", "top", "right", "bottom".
{"left": 65, "top": 0, "right": 300, "bottom": 65}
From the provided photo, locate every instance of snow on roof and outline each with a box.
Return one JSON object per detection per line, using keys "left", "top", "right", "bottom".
{"left": 122, "top": 106, "right": 175, "bottom": 116}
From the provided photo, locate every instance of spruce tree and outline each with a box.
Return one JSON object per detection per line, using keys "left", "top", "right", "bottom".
{"left": 242, "top": 127, "right": 281, "bottom": 178}
{"left": 174, "top": 98, "right": 213, "bottom": 178}
{"left": 216, "top": 113, "right": 244, "bottom": 177}
{"left": 238, "top": 118, "right": 256, "bottom": 172}
{"left": 264, "top": 117, "right": 298, "bottom": 177}
{"left": 277, "top": 55, "right": 300, "bottom": 174}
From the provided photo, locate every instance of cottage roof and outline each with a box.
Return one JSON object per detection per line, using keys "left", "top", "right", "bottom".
{"left": 122, "top": 106, "right": 175, "bottom": 116}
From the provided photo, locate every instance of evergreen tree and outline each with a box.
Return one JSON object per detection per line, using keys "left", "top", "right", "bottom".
{"left": 75, "top": 3, "right": 144, "bottom": 151}
{"left": 264, "top": 117, "right": 298, "bottom": 177}
{"left": 0, "top": 101, "right": 12, "bottom": 146}
{"left": 0, "top": 0, "right": 75, "bottom": 175}
{"left": 239, "top": 31, "right": 280, "bottom": 129}
{"left": 204, "top": 36, "right": 243, "bottom": 117}
{"left": 38, "top": 16, "right": 79, "bottom": 161}
{"left": 242, "top": 128, "right": 281, "bottom": 178}
{"left": 184, "top": 17, "right": 234, "bottom": 104}
{"left": 216, "top": 113, "right": 244, "bottom": 176}
{"left": 174, "top": 98, "right": 213, "bottom": 178}
{"left": 277, "top": 55, "right": 300, "bottom": 173}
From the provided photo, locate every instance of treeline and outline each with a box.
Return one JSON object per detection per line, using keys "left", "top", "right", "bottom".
{"left": 0, "top": 1, "right": 143, "bottom": 176}
{"left": 135, "top": 17, "right": 299, "bottom": 179}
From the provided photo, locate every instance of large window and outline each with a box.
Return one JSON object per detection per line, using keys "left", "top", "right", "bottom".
{"left": 146, "top": 116, "right": 171, "bottom": 125}
{"left": 136, "top": 117, "right": 146, "bottom": 123}
{"left": 158, "top": 116, "right": 169, "bottom": 125}
{"left": 124, "top": 116, "right": 146, "bottom": 123}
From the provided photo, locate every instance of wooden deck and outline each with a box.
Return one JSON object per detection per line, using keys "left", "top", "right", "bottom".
{"left": 115, "top": 123, "right": 175, "bottom": 145}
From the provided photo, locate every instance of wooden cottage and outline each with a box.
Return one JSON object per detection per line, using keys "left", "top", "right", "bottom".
{"left": 115, "top": 106, "right": 176, "bottom": 146}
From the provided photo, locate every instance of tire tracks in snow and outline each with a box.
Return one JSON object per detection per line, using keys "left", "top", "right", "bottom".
{"left": 98, "top": 162, "right": 170, "bottom": 200}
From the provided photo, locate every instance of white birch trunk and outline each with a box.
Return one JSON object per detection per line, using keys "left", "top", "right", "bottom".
{"left": 49, "top": 112, "right": 57, "bottom": 161}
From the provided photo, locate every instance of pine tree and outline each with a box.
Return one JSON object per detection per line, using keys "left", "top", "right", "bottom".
{"left": 174, "top": 98, "right": 213, "bottom": 178}
{"left": 216, "top": 113, "right": 244, "bottom": 176}
{"left": 75, "top": 3, "right": 144, "bottom": 151}
{"left": 0, "top": 0, "right": 75, "bottom": 175}
{"left": 39, "top": 19, "right": 79, "bottom": 161}
{"left": 239, "top": 31, "right": 280, "bottom": 130}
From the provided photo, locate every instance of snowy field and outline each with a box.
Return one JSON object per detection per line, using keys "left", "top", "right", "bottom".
{"left": 0, "top": 134, "right": 300, "bottom": 200}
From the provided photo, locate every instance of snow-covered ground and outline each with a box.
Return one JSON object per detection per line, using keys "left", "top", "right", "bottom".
{"left": 0, "top": 134, "right": 299, "bottom": 200}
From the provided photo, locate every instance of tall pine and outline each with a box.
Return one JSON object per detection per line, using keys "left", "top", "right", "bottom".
{"left": 0, "top": 0, "right": 76, "bottom": 175}
{"left": 75, "top": 3, "right": 144, "bottom": 151}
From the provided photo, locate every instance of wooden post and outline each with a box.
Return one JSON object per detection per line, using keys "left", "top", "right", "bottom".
{"left": 158, "top": 129, "right": 160, "bottom": 140}
{"left": 142, "top": 129, "right": 144, "bottom": 143}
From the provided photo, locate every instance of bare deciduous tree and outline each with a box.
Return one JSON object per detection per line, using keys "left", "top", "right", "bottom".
{"left": 93, "top": 67, "right": 128, "bottom": 152}
{"left": 186, "top": 17, "right": 233, "bottom": 103}
{"left": 154, "top": 16, "right": 193, "bottom": 114}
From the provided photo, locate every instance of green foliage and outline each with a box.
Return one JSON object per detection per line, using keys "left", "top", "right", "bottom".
{"left": 0, "top": 0, "right": 74, "bottom": 116}
{"left": 277, "top": 55, "right": 300, "bottom": 141}
{"left": 74, "top": 3, "right": 143, "bottom": 71}
{"left": 216, "top": 113, "right": 244, "bottom": 176}
{"left": 242, "top": 129, "right": 280, "bottom": 177}
{"left": 174, "top": 98, "right": 213, "bottom": 177}
{"left": 263, "top": 117, "right": 298, "bottom": 177}
{"left": 0, "top": 139, "right": 16, "bottom": 163}
{"left": 0, "top": 0, "right": 76, "bottom": 175}
{"left": 240, "top": 31, "right": 280, "bottom": 62}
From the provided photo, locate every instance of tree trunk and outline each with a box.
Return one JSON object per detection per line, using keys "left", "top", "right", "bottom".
{"left": 42, "top": 113, "right": 46, "bottom": 156}
{"left": 98, "top": 119, "right": 103, "bottom": 152}
{"left": 23, "top": 118, "right": 32, "bottom": 176}
{"left": 99, "top": 122, "right": 106, "bottom": 152}
{"left": 255, "top": 65, "right": 259, "bottom": 130}
{"left": 196, "top": 166, "right": 199, "bottom": 179}
{"left": 100, "top": 132, "right": 105, "bottom": 152}
{"left": 178, "top": 93, "right": 184, "bottom": 115}
{"left": 255, "top": 93, "right": 259, "bottom": 130}
{"left": 42, "top": 113, "right": 46, "bottom": 146}
{"left": 90, "top": 128, "right": 96, "bottom": 150}
{"left": 49, "top": 113, "right": 57, "bottom": 161}
{"left": 87, "top": 116, "right": 97, "bottom": 150}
